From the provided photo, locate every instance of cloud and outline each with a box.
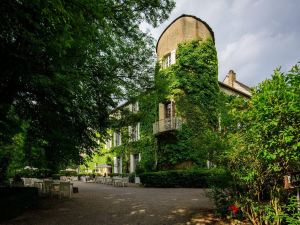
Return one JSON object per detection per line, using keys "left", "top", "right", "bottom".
{"left": 146, "top": 0, "right": 300, "bottom": 87}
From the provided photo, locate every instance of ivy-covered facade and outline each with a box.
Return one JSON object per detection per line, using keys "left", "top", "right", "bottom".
{"left": 90, "top": 15, "right": 251, "bottom": 175}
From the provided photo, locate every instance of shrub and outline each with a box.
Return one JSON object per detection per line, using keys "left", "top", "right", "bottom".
{"left": 52, "top": 174, "right": 60, "bottom": 180}
{"left": 59, "top": 170, "right": 78, "bottom": 177}
{"left": 139, "top": 168, "right": 230, "bottom": 188}
{"left": 108, "top": 173, "right": 119, "bottom": 177}
{"left": 16, "top": 168, "right": 52, "bottom": 179}
{"left": 0, "top": 187, "right": 39, "bottom": 221}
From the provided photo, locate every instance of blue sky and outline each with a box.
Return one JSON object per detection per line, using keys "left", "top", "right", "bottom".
{"left": 143, "top": 0, "right": 300, "bottom": 87}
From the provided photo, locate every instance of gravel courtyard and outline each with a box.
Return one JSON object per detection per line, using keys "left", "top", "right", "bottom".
{"left": 2, "top": 181, "right": 226, "bottom": 225}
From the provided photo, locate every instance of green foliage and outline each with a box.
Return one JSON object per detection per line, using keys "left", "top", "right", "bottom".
{"left": 109, "top": 90, "right": 158, "bottom": 173}
{"left": 140, "top": 168, "right": 229, "bottom": 188}
{"left": 106, "top": 39, "right": 220, "bottom": 171}
{"left": 0, "top": 0, "right": 175, "bottom": 180}
{"left": 281, "top": 196, "right": 300, "bottom": 224}
{"left": 223, "top": 64, "right": 300, "bottom": 224}
{"left": 15, "top": 168, "right": 52, "bottom": 178}
{"left": 59, "top": 170, "right": 77, "bottom": 177}
{"left": 0, "top": 187, "right": 39, "bottom": 221}
{"left": 154, "top": 39, "right": 220, "bottom": 168}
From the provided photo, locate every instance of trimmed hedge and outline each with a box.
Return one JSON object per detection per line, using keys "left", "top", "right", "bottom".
{"left": 17, "top": 168, "right": 52, "bottom": 178}
{"left": 139, "top": 168, "right": 231, "bottom": 188}
{"left": 59, "top": 170, "right": 78, "bottom": 177}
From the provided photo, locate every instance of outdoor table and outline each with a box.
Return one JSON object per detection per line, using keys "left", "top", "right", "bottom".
{"left": 112, "top": 177, "right": 123, "bottom": 186}
{"left": 105, "top": 177, "right": 113, "bottom": 185}
{"left": 34, "top": 181, "right": 44, "bottom": 194}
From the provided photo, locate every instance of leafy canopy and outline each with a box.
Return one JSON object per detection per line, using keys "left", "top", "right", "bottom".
{"left": 0, "top": 0, "right": 175, "bottom": 174}
{"left": 224, "top": 64, "right": 300, "bottom": 224}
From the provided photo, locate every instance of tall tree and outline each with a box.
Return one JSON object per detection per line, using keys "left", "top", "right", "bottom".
{"left": 224, "top": 64, "right": 300, "bottom": 224}
{"left": 0, "top": 0, "right": 175, "bottom": 174}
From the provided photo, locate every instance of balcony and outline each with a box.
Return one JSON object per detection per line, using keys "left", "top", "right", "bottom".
{"left": 153, "top": 117, "right": 183, "bottom": 135}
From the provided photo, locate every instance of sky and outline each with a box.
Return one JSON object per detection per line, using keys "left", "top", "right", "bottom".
{"left": 143, "top": 0, "right": 300, "bottom": 87}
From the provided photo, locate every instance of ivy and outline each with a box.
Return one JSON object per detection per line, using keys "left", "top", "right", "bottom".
{"left": 86, "top": 38, "right": 220, "bottom": 172}
{"left": 154, "top": 39, "right": 220, "bottom": 168}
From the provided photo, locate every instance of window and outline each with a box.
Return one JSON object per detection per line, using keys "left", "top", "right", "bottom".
{"left": 165, "top": 102, "right": 175, "bottom": 118}
{"left": 162, "top": 50, "right": 176, "bottom": 68}
{"left": 105, "top": 136, "right": 112, "bottom": 149}
{"left": 163, "top": 53, "right": 172, "bottom": 68}
{"left": 128, "top": 123, "right": 140, "bottom": 142}
{"left": 114, "top": 131, "right": 121, "bottom": 146}
{"left": 132, "top": 101, "right": 139, "bottom": 113}
{"left": 128, "top": 101, "right": 139, "bottom": 113}
{"left": 134, "top": 154, "right": 140, "bottom": 170}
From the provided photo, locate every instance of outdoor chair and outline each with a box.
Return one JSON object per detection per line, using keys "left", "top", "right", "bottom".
{"left": 22, "top": 178, "right": 31, "bottom": 187}
{"left": 113, "top": 177, "right": 122, "bottom": 187}
{"left": 43, "top": 180, "right": 53, "bottom": 195}
{"left": 121, "top": 177, "right": 129, "bottom": 187}
{"left": 105, "top": 177, "right": 113, "bottom": 185}
{"left": 34, "top": 181, "right": 43, "bottom": 194}
{"left": 95, "top": 176, "right": 102, "bottom": 183}
{"left": 50, "top": 182, "right": 60, "bottom": 197}
{"left": 60, "top": 181, "right": 72, "bottom": 198}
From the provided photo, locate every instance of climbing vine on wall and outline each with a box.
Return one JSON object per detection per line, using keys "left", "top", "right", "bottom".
{"left": 94, "top": 38, "right": 221, "bottom": 172}
{"left": 155, "top": 38, "right": 221, "bottom": 168}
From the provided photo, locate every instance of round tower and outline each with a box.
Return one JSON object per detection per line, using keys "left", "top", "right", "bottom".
{"left": 156, "top": 14, "right": 215, "bottom": 61}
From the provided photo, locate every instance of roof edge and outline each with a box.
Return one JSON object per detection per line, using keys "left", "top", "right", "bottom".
{"left": 218, "top": 81, "right": 251, "bottom": 99}
{"left": 156, "top": 14, "right": 215, "bottom": 53}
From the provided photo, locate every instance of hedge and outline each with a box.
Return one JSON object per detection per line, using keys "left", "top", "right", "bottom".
{"left": 139, "top": 168, "right": 231, "bottom": 188}
{"left": 16, "top": 168, "right": 52, "bottom": 178}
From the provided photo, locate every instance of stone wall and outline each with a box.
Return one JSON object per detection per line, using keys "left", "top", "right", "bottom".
{"left": 156, "top": 15, "right": 213, "bottom": 60}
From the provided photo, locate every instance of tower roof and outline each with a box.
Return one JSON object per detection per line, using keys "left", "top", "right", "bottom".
{"left": 156, "top": 14, "right": 215, "bottom": 54}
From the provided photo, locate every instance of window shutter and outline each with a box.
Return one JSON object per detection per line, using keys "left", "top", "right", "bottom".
{"left": 136, "top": 101, "right": 139, "bottom": 112}
{"left": 137, "top": 123, "right": 140, "bottom": 140}
{"left": 128, "top": 126, "right": 132, "bottom": 141}
{"left": 113, "top": 132, "right": 116, "bottom": 147}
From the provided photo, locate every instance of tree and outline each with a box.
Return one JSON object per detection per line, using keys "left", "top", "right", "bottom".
{"left": 224, "top": 64, "right": 300, "bottom": 224}
{"left": 0, "top": 0, "right": 175, "bottom": 178}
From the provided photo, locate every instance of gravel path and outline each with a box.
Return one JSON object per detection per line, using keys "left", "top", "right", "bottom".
{"left": 2, "top": 181, "right": 220, "bottom": 225}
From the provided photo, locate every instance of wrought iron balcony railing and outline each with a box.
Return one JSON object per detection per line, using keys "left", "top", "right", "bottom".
{"left": 153, "top": 117, "right": 183, "bottom": 135}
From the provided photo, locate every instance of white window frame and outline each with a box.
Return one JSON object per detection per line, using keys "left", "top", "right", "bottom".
{"left": 114, "top": 131, "right": 122, "bottom": 147}
{"left": 128, "top": 123, "right": 140, "bottom": 142}
{"left": 162, "top": 50, "right": 176, "bottom": 68}
{"left": 132, "top": 101, "right": 139, "bottom": 113}
{"left": 105, "top": 136, "right": 112, "bottom": 149}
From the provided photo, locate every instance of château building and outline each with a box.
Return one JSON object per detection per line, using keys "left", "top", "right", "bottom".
{"left": 101, "top": 15, "right": 251, "bottom": 175}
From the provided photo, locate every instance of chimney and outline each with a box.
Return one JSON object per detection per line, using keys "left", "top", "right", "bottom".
{"left": 228, "top": 70, "right": 236, "bottom": 87}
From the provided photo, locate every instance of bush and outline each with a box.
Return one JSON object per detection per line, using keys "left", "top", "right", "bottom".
{"left": 0, "top": 187, "right": 39, "bottom": 221}
{"left": 16, "top": 168, "right": 52, "bottom": 178}
{"left": 140, "top": 168, "right": 230, "bottom": 188}
{"left": 59, "top": 170, "right": 78, "bottom": 177}
{"left": 108, "top": 173, "right": 129, "bottom": 178}
{"left": 52, "top": 174, "right": 60, "bottom": 180}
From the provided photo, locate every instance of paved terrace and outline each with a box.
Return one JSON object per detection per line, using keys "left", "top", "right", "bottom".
{"left": 2, "top": 181, "right": 229, "bottom": 225}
